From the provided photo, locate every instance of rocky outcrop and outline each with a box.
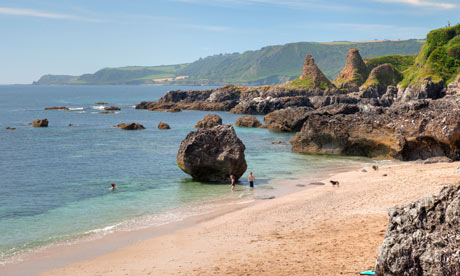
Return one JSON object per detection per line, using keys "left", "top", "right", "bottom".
{"left": 95, "top": 102, "right": 108, "bottom": 105}
{"left": 166, "top": 107, "right": 181, "bottom": 112}
{"left": 5, "top": 126, "right": 16, "bottom": 130}
{"left": 158, "top": 122, "right": 171, "bottom": 129}
{"left": 298, "top": 55, "right": 334, "bottom": 89}
{"left": 264, "top": 104, "right": 359, "bottom": 132}
{"left": 32, "top": 118, "right": 49, "bottom": 127}
{"left": 359, "top": 64, "right": 403, "bottom": 98}
{"left": 177, "top": 124, "right": 247, "bottom": 182}
{"left": 195, "top": 114, "right": 222, "bottom": 128}
{"left": 264, "top": 107, "right": 313, "bottom": 132}
{"left": 230, "top": 96, "right": 313, "bottom": 115}
{"left": 397, "top": 78, "right": 446, "bottom": 101}
{"left": 291, "top": 99, "right": 460, "bottom": 160}
{"left": 375, "top": 184, "right": 460, "bottom": 275}
{"left": 45, "top": 106, "right": 69, "bottom": 110}
{"left": 104, "top": 106, "right": 121, "bottom": 111}
{"left": 447, "top": 74, "right": 460, "bottom": 95}
{"left": 334, "top": 48, "right": 369, "bottom": 92}
{"left": 235, "top": 115, "right": 262, "bottom": 128}
{"left": 116, "top": 122, "right": 145, "bottom": 130}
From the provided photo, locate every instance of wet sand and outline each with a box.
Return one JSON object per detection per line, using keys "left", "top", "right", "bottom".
{"left": 22, "top": 162, "right": 460, "bottom": 275}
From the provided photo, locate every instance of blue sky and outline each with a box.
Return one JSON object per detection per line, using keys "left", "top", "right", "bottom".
{"left": 0, "top": 0, "right": 458, "bottom": 84}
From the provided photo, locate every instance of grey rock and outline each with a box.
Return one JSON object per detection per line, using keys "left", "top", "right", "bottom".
{"left": 376, "top": 184, "right": 460, "bottom": 275}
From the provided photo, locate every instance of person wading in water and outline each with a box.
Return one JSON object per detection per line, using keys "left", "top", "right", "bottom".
{"left": 248, "top": 172, "right": 255, "bottom": 189}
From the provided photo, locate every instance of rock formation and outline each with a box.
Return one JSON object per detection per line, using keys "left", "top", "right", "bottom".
{"left": 44, "top": 106, "right": 69, "bottom": 110}
{"left": 104, "top": 106, "right": 121, "bottom": 111}
{"left": 290, "top": 99, "right": 460, "bottom": 160}
{"left": 194, "top": 114, "right": 222, "bottom": 128}
{"left": 375, "top": 184, "right": 460, "bottom": 275}
{"left": 158, "top": 122, "right": 171, "bottom": 129}
{"left": 298, "top": 55, "right": 334, "bottom": 89}
{"left": 359, "top": 64, "right": 403, "bottom": 98}
{"left": 116, "top": 122, "right": 145, "bottom": 130}
{"left": 95, "top": 102, "right": 107, "bottom": 105}
{"left": 32, "top": 118, "right": 49, "bottom": 127}
{"left": 235, "top": 115, "right": 262, "bottom": 128}
{"left": 177, "top": 124, "right": 247, "bottom": 182}
{"left": 264, "top": 104, "right": 359, "bottom": 133}
{"left": 5, "top": 126, "right": 16, "bottom": 130}
{"left": 166, "top": 107, "right": 181, "bottom": 112}
{"left": 334, "top": 48, "right": 369, "bottom": 91}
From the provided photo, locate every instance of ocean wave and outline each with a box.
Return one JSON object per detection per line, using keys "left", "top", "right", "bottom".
{"left": 91, "top": 105, "right": 105, "bottom": 110}
{"left": 68, "top": 107, "right": 84, "bottom": 111}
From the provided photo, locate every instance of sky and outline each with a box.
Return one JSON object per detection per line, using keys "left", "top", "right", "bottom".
{"left": 0, "top": 0, "right": 459, "bottom": 84}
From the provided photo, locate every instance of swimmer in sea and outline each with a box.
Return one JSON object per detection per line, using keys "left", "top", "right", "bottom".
{"left": 110, "top": 183, "right": 116, "bottom": 190}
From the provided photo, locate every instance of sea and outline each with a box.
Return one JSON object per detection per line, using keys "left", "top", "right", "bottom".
{"left": 0, "top": 85, "right": 369, "bottom": 267}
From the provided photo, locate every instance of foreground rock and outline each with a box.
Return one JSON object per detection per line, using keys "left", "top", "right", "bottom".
{"left": 158, "top": 122, "right": 171, "bottom": 129}
{"left": 235, "top": 115, "right": 261, "bottom": 128}
{"left": 375, "top": 184, "right": 460, "bottom": 275}
{"left": 177, "top": 124, "right": 247, "bottom": 182}
{"left": 32, "top": 118, "right": 49, "bottom": 127}
{"left": 44, "top": 106, "right": 69, "bottom": 110}
{"left": 195, "top": 114, "right": 222, "bottom": 128}
{"left": 116, "top": 122, "right": 145, "bottom": 130}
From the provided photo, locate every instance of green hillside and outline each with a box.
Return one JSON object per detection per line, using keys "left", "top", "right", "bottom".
{"left": 401, "top": 24, "right": 460, "bottom": 87}
{"left": 34, "top": 40, "right": 424, "bottom": 86}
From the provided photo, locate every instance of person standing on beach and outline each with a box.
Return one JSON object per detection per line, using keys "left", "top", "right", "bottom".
{"left": 248, "top": 172, "right": 255, "bottom": 189}
{"left": 230, "top": 175, "right": 236, "bottom": 192}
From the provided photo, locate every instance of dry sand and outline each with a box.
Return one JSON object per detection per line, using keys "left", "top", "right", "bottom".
{"left": 40, "top": 162, "right": 460, "bottom": 276}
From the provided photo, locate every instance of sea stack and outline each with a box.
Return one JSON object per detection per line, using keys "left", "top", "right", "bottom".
{"left": 334, "top": 48, "right": 369, "bottom": 91}
{"left": 299, "top": 54, "right": 334, "bottom": 88}
{"left": 177, "top": 124, "right": 247, "bottom": 183}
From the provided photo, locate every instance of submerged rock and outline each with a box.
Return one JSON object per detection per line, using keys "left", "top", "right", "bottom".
{"left": 376, "top": 184, "right": 460, "bottom": 275}
{"left": 32, "top": 118, "right": 48, "bottom": 127}
{"left": 44, "top": 106, "right": 69, "bottom": 110}
{"left": 158, "top": 122, "right": 171, "bottom": 129}
{"left": 104, "top": 106, "right": 121, "bottom": 111}
{"left": 194, "top": 114, "right": 222, "bottom": 128}
{"left": 177, "top": 124, "right": 247, "bottom": 183}
{"left": 116, "top": 122, "right": 145, "bottom": 130}
{"left": 235, "top": 115, "right": 261, "bottom": 128}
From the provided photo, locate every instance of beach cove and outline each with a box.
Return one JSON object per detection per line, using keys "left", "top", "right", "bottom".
{"left": 34, "top": 161, "right": 460, "bottom": 276}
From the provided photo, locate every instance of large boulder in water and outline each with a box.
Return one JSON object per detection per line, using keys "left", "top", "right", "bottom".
{"left": 376, "top": 184, "right": 460, "bottom": 275}
{"left": 177, "top": 124, "right": 247, "bottom": 183}
{"left": 194, "top": 114, "right": 222, "bottom": 128}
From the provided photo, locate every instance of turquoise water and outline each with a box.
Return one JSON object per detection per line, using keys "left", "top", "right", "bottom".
{"left": 0, "top": 85, "right": 367, "bottom": 264}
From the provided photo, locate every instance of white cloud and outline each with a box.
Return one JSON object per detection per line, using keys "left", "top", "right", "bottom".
{"left": 0, "top": 7, "right": 102, "bottom": 22}
{"left": 373, "top": 0, "right": 456, "bottom": 9}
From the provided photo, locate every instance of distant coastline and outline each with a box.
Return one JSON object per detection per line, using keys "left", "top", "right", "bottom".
{"left": 33, "top": 39, "right": 424, "bottom": 86}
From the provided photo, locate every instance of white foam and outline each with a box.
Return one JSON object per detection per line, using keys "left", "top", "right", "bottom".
{"left": 91, "top": 105, "right": 105, "bottom": 110}
{"left": 68, "top": 107, "right": 84, "bottom": 111}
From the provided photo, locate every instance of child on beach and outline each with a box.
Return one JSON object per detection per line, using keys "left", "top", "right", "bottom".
{"left": 248, "top": 172, "right": 255, "bottom": 188}
{"left": 230, "top": 175, "right": 236, "bottom": 192}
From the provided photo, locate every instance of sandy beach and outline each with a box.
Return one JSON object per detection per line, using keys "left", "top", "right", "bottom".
{"left": 29, "top": 161, "right": 460, "bottom": 276}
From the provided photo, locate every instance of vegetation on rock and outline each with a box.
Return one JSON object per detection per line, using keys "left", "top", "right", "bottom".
{"left": 401, "top": 24, "right": 460, "bottom": 87}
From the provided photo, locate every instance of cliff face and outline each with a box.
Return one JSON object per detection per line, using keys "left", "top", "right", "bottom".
{"left": 334, "top": 48, "right": 369, "bottom": 91}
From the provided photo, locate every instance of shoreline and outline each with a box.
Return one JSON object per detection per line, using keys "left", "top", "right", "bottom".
{"left": 35, "top": 161, "right": 460, "bottom": 276}
{"left": 0, "top": 162, "right": 365, "bottom": 276}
